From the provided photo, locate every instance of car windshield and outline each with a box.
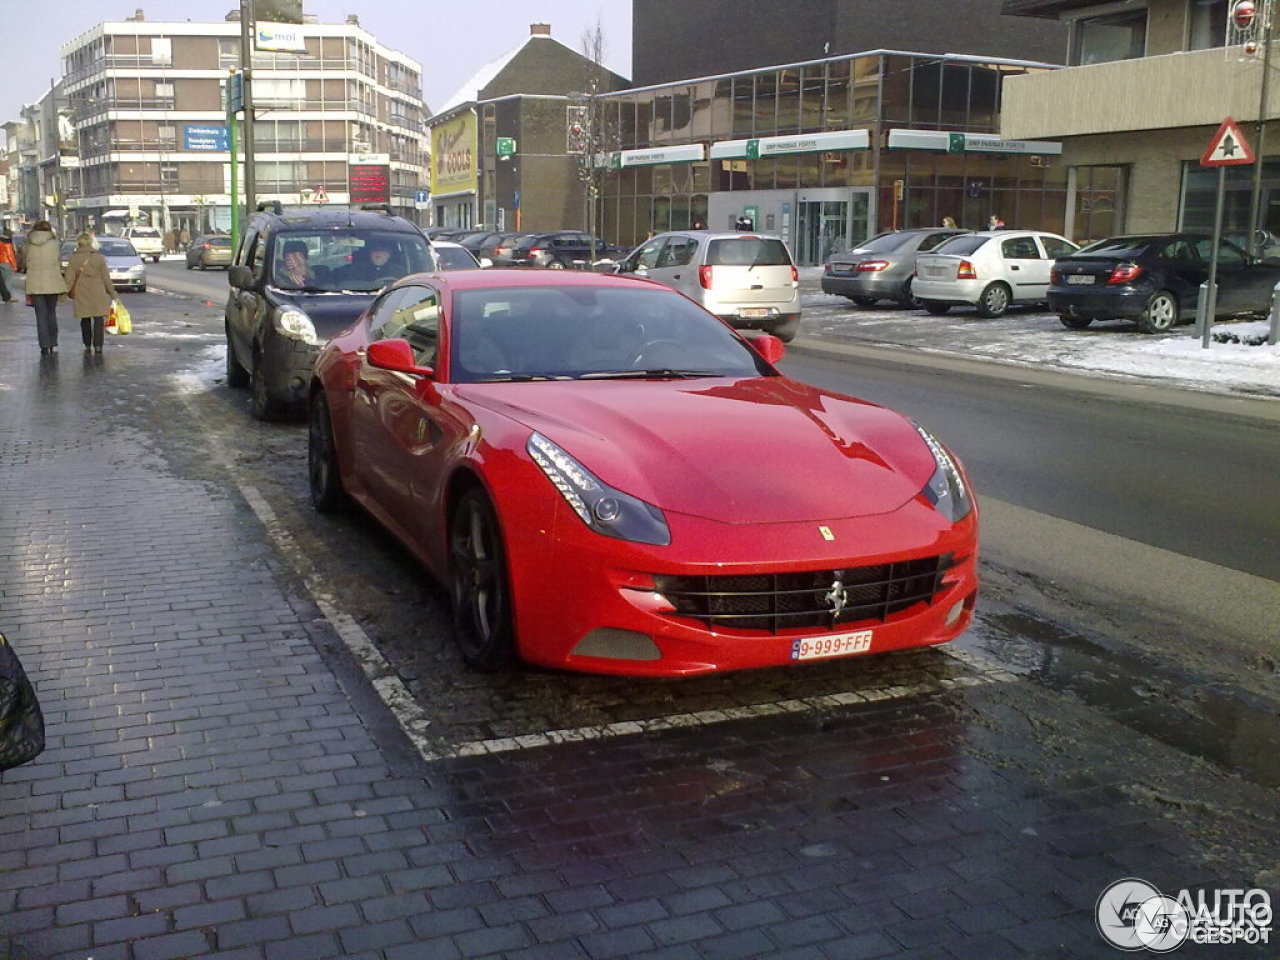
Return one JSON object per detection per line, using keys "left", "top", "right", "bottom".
{"left": 849, "top": 232, "right": 912, "bottom": 254}
{"left": 933, "top": 235, "right": 990, "bottom": 256}
{"left": 271, "top": 230, "right": 433, "bottom": 292}
{"left": 706, "top": 237, "right": 792, "bottom": 267}
{"left": 98, "top": 239, "right": 137, "bottom": 257}
{"left": 448, "top": 285, "right": 775, "bottom": 383}
{"left": 1076, "top": 237, "right": 1157, "bottom": 258}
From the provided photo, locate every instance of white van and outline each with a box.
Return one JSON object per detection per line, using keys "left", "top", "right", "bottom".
{"left": 615, "top": 230, "right": 801, "bottom": 341}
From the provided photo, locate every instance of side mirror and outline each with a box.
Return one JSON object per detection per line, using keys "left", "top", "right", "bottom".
{"left": 751, "top": 334, "right": 786, "bottom": 365}
{"left": 228, "top": 264, "right": 254, "bottom": 289}
{"left": 366, "top": 338, "right": 434, "bottom": 378}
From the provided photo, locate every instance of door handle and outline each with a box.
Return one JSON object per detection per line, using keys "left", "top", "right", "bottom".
{"left": 672, "top": 273, "right": 681, "bottom": 279}
{"left": 1011, "top": 265, "right": 1020, "bottom": 270}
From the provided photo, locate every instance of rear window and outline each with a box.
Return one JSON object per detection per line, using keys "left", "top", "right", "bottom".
{"left": 851, "top": 232, "right": 912, "bottom": 254}
{"left": 707, "top": 237, "right": 793, "bottom": 267}
{"left": 129, "top": 228, "right": 160, "bottom": 237}
{"left": 933, "top": 235, "right": 990, "bottom": 256}
{"left": 208, "top": 237, "right": 232, "bottom": 247}
{"left": 98, "top": 239, "right": 137, "bottom": 257}
{"left": 1076, "top": 237, "right": 1155, "bottom": 258}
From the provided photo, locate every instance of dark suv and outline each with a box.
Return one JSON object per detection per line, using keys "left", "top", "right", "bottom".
{"left": 225, "top": 203, "right": 436, "bottom": 419}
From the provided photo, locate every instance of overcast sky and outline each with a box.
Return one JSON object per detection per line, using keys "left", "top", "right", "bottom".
{"left": 1, "top": 0, "right": 632, "bottom": 141}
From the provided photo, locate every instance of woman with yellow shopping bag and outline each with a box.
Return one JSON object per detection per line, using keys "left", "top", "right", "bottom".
{"left": 64, "top": 233, "right": 119, "bottom": 355}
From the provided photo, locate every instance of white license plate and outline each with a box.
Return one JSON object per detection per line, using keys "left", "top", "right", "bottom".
{"left": 791, "top": 629, "right": 873, "bottom": 661}
{"left": 1067, "top": 274, "right": 1095, "bottom": 285}
{"left": 739, "top": 307, "right": 773, "bottom": 319}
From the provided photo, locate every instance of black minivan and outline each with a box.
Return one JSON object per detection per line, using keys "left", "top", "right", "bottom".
{"left": 225, "top": 203, "right": 437, "bottom": 419}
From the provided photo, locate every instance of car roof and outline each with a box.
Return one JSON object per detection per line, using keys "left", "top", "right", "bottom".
{"left": 652, "top": 230, "right": 786, "bottom": 241}
{"left": 254, "top": 208, "right": 423, "bottom": 234}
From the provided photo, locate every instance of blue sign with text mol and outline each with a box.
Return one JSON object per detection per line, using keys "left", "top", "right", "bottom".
{"left": 183, "top": 125, "right": 230, "bottom": 151}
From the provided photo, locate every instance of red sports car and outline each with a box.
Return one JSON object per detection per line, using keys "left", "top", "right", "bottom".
{"left": 308, "top": 269, "right": 978, "bottom": 676}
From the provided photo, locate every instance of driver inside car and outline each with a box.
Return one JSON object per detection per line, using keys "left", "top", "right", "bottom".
{"left": 345, "top": 238, "right": 402, "bottom": 284}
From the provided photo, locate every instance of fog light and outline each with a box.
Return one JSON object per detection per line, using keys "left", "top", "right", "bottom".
{"left": 946, "top": 600, "right": 966, "bottom": 625}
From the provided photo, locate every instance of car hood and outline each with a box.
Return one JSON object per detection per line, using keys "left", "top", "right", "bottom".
{"left": 103, "top": 254, "right": 143, "bottom": 268}
{"left": 270, "top": 288, "right": 377, "bottom": 337}
{"left": 460, "top": 377, "right": 936, "bottom": 524}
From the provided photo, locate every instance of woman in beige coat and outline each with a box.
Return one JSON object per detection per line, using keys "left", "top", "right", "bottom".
{"left": 23, "top": 220, "right": 67, "bottom": 354}
{"left": 64, "top": 234, "right": 118, "bottom": 354}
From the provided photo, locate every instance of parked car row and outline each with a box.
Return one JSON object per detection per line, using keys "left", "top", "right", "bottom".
{"left": 426, "top": 228, "right": 627, "bottom": 269}
{"left": 825, "top": 228, "right": 1280, "bottom": 333}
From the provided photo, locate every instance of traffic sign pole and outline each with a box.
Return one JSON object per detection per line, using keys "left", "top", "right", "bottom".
{"left": 1203, "top": 166, "right": 1227, "bottom": 348}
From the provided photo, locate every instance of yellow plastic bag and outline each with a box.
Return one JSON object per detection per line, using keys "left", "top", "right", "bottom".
{"left": 109, "top": 300, "right": 132, "bottom": 335}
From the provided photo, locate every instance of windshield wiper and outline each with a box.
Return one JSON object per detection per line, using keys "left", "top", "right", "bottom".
{"left": 473, "top": 373, "right": 574, "bottom": 382}
{"left": 579, "top": 369, "right": 721, "bottom": 379}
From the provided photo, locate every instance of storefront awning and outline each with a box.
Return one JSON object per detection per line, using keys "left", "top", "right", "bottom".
{"left": 103, "top": 209, "right": 132, "bottom": 219}
{"left": 710, "top": 129, "right": 870, "bottom": 160}
{"left": 887, "top": 129, "right": 1062, "bottom": 155}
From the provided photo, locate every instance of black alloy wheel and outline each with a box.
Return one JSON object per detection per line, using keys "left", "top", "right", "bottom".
{"left": 449, "top": 488, "right": 516, "bottom": 671}
{"left": 307, "top": 393, "right": 349, "bottom": 513}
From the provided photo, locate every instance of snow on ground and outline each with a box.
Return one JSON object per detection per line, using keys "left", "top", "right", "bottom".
{"left": 797, "top": 267, "right": 1280, "bottom": 398}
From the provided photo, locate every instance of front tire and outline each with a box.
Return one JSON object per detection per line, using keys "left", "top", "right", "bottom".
{"left": 450, "top": 489, "right": 516, "bottom": 671}
{"left": 308, "top": 392, "right": 349, "bottom": 512}
{"left": 1137, "top": 291, "right": 1179, "bottom": 333}
{"left": 922, "top": 300, "right": 950, "bottom": 315}
{"left": 547, "top": 259, "right": 566, "bottom": 270}
{"left": 250, "top": 348, "right": 283, "bottom": 421}
{"left": 976, "top": 282, "right": 1012, "bottom": 318}
{"left": 225, "top": 331, "right": 250, "bottom": 388}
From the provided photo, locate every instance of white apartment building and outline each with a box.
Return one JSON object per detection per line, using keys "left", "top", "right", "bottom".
{"left": 40, "top": 8, "right": 427, "bottom": 236}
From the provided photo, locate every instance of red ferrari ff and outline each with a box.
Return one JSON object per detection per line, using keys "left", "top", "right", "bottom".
{"left": 308, "top": 269, "right": 978, "bottom": 676}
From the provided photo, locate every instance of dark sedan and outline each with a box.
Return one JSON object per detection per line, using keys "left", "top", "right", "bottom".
{"left": 1049, "top": 233, "right": 1280, "bottom": 333}
{"left": 503, "top": 231, "right": 628, "bottom": 269}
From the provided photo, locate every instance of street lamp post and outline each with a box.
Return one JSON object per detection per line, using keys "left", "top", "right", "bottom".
{"left": 1247, "top": 0, "right": 1276, "bottom": 257}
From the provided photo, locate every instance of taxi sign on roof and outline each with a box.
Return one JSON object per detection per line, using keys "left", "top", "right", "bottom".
{"left": 1201, "top": 117, "right": 1256, "bottom": 166}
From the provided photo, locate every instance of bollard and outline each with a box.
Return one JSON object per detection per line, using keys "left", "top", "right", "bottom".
{"left": 1270, "top": 280, "right": 1280, "bottom": 346}
{"left": 1195, "top": 281, "right": 1210, "bottom": 341}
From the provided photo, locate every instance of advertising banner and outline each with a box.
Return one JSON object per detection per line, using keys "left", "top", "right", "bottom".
{"left": 431, "top": 112, "right": 477, "bottom": 196}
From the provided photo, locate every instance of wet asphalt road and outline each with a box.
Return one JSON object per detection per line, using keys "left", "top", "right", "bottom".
{"left": 1, "top": 265, "right": 1274, "bottom": 958}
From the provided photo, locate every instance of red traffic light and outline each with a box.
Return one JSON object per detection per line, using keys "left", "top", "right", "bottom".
{"left": 1233, "top": 0, "right": 1257, "bottom": 29}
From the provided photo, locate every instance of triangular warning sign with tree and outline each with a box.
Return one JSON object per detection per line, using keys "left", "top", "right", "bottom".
{"left": 1201, "top": 117, "right": 1256, "bottom": 166}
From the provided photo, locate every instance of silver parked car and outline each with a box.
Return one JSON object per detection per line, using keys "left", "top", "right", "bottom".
{"left": 821, "top": 227, "right": 970, "bottom": 307}
{"left": 614, "top": 230, "right": 801, "bottom": 340}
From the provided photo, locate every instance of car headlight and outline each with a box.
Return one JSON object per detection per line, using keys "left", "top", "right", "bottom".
{"left": 527, "top": 432, "right": 670, "bottom": 546}
{"left": 274, "top": 307, "right": 319, "bottom": 345}
{"left": 128, "top": 264, "right": 145, "bottom": 275}
{"left": 913, "top": 424, "right": 972, "bottom": 522}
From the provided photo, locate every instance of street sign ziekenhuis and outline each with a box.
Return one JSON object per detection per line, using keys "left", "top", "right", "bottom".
{"left": 1201, "top": 117, "right": 1256, "bottom": 166}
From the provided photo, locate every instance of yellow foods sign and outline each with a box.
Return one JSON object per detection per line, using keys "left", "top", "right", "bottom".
{"left": 431, "top": 111, "right": 477, "bottom": 196}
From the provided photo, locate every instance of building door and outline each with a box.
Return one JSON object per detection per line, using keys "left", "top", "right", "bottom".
{"left": 793, "top": 190, "right": 872, "bottom": 265}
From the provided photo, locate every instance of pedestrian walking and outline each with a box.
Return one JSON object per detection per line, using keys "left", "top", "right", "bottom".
{"left": 22, "top": 221, "right": 67, "bottom": 354}
{"left": 64, "top": 233, "right": 118, "bottom": 354}
{"left": 178, "top": 227, "right": 191, "bottom": 251}
{"left": 163, "top": 228, "right": 177, "bottom": 255}
{"left": 988, "top": 214, "right": 1005, "bottom": 230}
{"left": 0, "top": 231, "right": 18, "bottom": 302}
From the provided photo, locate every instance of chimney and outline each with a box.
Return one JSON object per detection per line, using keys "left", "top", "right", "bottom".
{"left": 530, "top": 23, "right": 551, "bottom": 36}
{"left": 130, "top": 7, "right": 145, "bottom": 20}
{"left": 346, "top": 14, "right": 359, "bottom": 25}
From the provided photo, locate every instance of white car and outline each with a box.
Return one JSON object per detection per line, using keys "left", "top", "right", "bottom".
{"left": 913, "top": 230, "right": 1079, "bottom": 317}
{"left": 123, "top": 226, "right": 164, "bottom": 263}
{"left": 614, "top": 230, "right": 801, "bottom": 341}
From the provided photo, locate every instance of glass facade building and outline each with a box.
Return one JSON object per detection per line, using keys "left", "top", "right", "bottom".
{"left": 594, "top": 51, "right": 1068, "bottom": 264}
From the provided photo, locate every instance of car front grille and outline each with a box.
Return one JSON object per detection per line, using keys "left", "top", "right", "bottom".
{"left": 654, "top": 555, "right": 952, "bottom": 634}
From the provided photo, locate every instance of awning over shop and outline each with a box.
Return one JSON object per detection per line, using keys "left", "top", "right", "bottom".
{"left": 710, "top": 128, "right": 871, "bottom": 160}
{"left": 608, "top": 144, "right": 706, "bottom": 168}
{"left": 103, "top": 209, "right": 131, "bottom": 218}
{"left": 887, "top": 129, "right": 1062, "bottom": 155}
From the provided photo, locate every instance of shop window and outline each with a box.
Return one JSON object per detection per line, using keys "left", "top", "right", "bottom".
{"left": 1073, "top": 165, "right": 1128, "bottom": 243}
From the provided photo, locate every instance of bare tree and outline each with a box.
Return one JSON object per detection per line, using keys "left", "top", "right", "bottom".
{"left": 573, "top": 15, "right": 616, "bottom": 262}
